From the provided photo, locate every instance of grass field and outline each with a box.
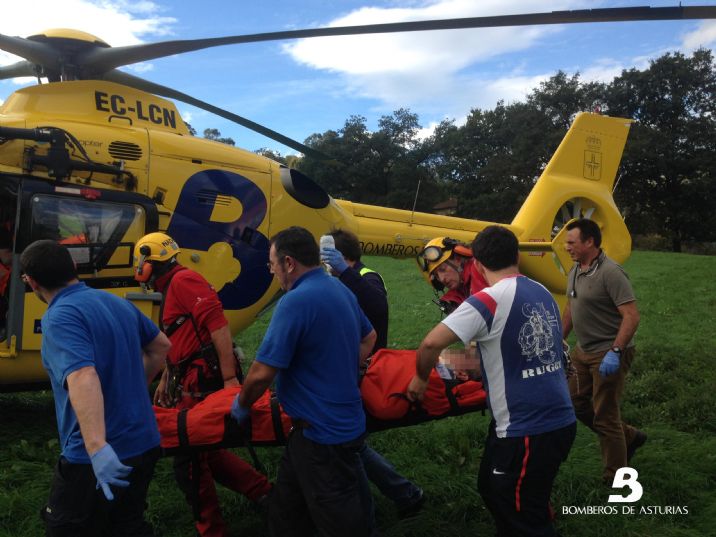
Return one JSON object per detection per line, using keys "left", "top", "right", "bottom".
{"left": 1, "top": 250, "right": 715, "bottom": 537}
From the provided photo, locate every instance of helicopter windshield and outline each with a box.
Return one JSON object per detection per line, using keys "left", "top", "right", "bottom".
{"left": 29, "top": 194, "right": 144, "bottom": 273}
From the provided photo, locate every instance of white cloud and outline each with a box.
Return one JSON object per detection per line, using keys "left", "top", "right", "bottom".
{"left": 681, "top": 20, "right": 716, "bottom": 51}
{"left": 579, "top": 59, "right": 630, "bottom": 84}
{"left": 0, "top": 0, "right": 176, "bottom": 67}
{"left": 127, "top": 62, "right": 155, "bottom": 74}
{"left": 278, "top": 0, "right": 715, "bottom": 134}
{"left": 281, "top": 0, "right": 594, "bottom": 120}
{"left": 285, "top": 0, "right": 580, "bottom": 75}
{"left": 11, "top": 76, "right": 43, "bottom": 86}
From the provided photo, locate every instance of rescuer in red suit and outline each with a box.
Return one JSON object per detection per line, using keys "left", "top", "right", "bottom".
{"left": 416, "top": 236, "right": 489, "bottom": 315}
{"left": 135, "top": 232, "right": 270, "bottom": 537}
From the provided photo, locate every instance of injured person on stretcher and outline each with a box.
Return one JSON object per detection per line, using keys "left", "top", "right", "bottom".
{"left": 154, "top": 348, "right": 487, "bottom": 453}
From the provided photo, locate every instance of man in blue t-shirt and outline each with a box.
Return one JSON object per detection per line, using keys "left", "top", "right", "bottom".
{"left": 407, "top": 226, "right": 576, "bottom": 537}
{"left": 20, "top": 240, "right": 170, "bottom": 537}
{"left": 231, "top": 226, "right": 377, "bottom": 537}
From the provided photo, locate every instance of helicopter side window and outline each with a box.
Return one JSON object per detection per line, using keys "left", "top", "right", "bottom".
{"left": 29, "top": 194, "right": 144, "bottom": 274}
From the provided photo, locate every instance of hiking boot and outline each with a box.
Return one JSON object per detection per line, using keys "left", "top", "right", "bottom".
{"left": 626, "top": 430, "right": 647, "bottom": 462}
{"left": 398, "top": 489, "right": 425, "bottom": 518}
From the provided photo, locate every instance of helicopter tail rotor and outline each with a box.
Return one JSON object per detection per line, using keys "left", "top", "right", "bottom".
{"left": 511, "top": 112, "right": 633, "bottom": 299}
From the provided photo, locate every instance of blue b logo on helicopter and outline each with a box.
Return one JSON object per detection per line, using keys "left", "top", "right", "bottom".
{"left": 168, "top": 169, "right": 273, "bottom": 310}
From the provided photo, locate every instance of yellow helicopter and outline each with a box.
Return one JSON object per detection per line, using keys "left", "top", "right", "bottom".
{"left": 1, "top": 6, "right": 715, "bottom": 390}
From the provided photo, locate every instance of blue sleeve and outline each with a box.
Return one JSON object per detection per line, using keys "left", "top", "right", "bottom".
{"left": 132, "top": 302, "right": 160, "bottom": 347}
{"left": 44, "top": 307, "right": 96, "bottom": 387}
{"left": 358, "top": 303, "right": 373, "bottom": 339}
{"left": 256, "top": 295, "right": 305, "bottom": 369}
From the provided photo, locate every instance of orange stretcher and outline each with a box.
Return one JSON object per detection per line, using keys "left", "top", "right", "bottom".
{"left": 155, "top": 349, "right": 488, "bottom": 454}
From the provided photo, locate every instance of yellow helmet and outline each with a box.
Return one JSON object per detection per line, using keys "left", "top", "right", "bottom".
{"left": 134, "top": 232, "right": 180, "bottom": 282}
{"left": 416, "top": 237, "right": 472, "bottom": 288}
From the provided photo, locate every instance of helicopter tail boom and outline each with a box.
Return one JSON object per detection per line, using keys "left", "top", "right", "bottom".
{"left": 332, "top": 112, "right": 633, "bottom": 299}
{"left": 334, "top": 199, "right": 501, "bottom": 258}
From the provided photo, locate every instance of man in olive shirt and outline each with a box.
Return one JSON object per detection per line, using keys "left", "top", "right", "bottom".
{"left": 562, "top": 218, "right": 646, "bottom": 483}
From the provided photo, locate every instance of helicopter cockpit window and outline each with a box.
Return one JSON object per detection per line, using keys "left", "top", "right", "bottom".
{"left": 29, "top": 195, "right": 145, "bottom": 274}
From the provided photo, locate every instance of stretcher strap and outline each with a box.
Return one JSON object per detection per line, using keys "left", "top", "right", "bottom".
{"left": 178, "top": 408, "right": 190, "bottom": 448}
{"left": 238, "top": 417, "right": 266, "bottom": 475}
{"left": 444, "top": 382, "right": 460, "bottom": 413}
{"left": 270, "top": 394, "right": 287, "bottom": 444}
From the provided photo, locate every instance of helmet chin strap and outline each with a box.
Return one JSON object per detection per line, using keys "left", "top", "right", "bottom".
{"left": 450, "top": 257, "right": 471, "bottom": 296}
{"left": 431, "top": 258, "right": 463, "bottom": 291}
{"left": 155, "top": 258, "right": 177, "bottom": 276}
{"left": 147, "top": 257, "right": 178, "bottom": 288}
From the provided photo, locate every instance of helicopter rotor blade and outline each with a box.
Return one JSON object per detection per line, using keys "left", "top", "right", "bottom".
{"left": 103, "top": 70, "right": 330, "bottom": 159}
{"left": 0, "top": 33, "right": 60, "bottom": 69}
{"left": 78, "top": 6, "right": 716, "bottom": 73}
{"left": 0, "top": 60, "right": 38, "bottom": 81}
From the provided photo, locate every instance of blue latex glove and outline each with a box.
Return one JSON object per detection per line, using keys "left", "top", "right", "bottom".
{"left": 230, "top": 395, "right": 251, "bottom": 425}
{"left": 320, "top": 247, "right": 348, "bottom": 275}
{"left": 599, "top": 350, "right": 621, "bottom": 377}
{"left": 90, "top": 444, "right": 132, "bottom": 501}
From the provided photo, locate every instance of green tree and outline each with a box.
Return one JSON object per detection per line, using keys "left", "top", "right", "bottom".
{"left": 254, "top": 148, "right": 287, "bottom": 165}
{"left": 203, "top": 128, "right": 235, "bottom": 146}
{"left": 605, "top": 49, "right": 716, "bottom": 250}
{"left": 422, "top": 72, "right": 604, "bottom": 224}
{"left": 369, "top": 109, "right": 428, "bottom": 209}
{"left": 527, "top": 71, "right": 606, "bottom": 130}
{"left": 297, "top": 110, "right": 442, "bottom": 210}
{"left": 298, "top": 116, "right": 372, "bottom": 201}
{"left": 291, "top": 54, "right": 715, "bottom": 250}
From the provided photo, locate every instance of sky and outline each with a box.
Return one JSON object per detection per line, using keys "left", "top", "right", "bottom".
{"left": 1, "top": 0, "right": 716, "bottom": 155}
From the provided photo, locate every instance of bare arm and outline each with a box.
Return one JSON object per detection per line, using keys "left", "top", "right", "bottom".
{"left": 153, "top": 368, "right": 171, "bottom": 407}
{"left": 143, "top": 331, "right": 171, "bottom": 385}
{"left": 66, "top": 366, "right": 106, "bottom": 455}
{"left": 359, "top": 329, "right": 377, "bottom": 366}
{"left": 238, "top": 360, "right": 278, "bottom": 409}
{"left": 614, "top": 301, "right": 640, "bottom": 349}
{"left": 407, "top": 323, "right": 460, "bottom": 401}
{"left": 210, "top": 324, "right": 240, "bottom": 388}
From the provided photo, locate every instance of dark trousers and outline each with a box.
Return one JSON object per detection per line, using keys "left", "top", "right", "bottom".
{"left": 477, "top": 421, "right": 576, "bottom": 537}
{"left": 42, "top": 447, "right": 160, "bottom": 537}
{"left": 268, "top": 428, "right": 377, "bottom": 537}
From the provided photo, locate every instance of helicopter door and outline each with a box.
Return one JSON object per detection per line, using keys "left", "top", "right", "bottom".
{"left": 5, "top": 179, "right": 158, "bottom": 351}
{"left": 0, "top": 177, "right": 19, "bottom": 345}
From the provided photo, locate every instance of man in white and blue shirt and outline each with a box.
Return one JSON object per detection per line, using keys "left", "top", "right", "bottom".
{"left": 408, "top": 225, "right": 576, "bottom": 537}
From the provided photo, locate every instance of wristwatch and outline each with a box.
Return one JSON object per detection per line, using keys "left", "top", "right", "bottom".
{"left": 611, "top": 346, "right": 622, "bottom": 354}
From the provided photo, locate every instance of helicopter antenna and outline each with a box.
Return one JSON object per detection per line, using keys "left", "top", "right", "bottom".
{"left": 613, "top": 171, "right": 624, "bottom": 194}
{"left": 410, "top": 179, "right": 422, "bottom": 227}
